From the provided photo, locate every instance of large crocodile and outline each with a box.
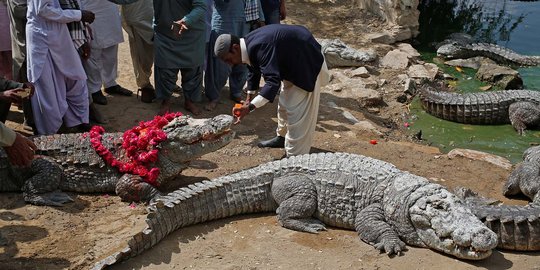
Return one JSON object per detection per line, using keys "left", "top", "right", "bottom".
{"left": 437, "top": 40, "right": 540, "bottom": 67}
{"left": 455, "top": 145, "right": 540, "bottom": 250}
{"left": 319, "top": 38, "right": 377, "bottom": 68}
{"left": 419, "top": 87, "right": 540, "bottom": 134}
{"left": 0, "top": 114, "right": 234, "bottom": 205}
{"left": 93, "top": 152, "right": 498, "bottom": 269}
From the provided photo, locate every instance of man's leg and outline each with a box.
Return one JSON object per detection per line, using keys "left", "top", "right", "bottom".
{"left": 280, "top": 81, "right": 319, "bottom": 157}
{"left": 31, "top": 54, "right": 67, "bottom": 135}
{"left": 181, "top": 66, "right": 203, "bottom": 116}
{"left": 155, "top": 66, "right": 179, "bottom": 115}
{"left": 127, "top": 26, "right": 153, "bottom": 89}
{"left": 204, "top": 30, "right": 230, "bottom": 110}
{"left": 83, "top": 47, "right": 108, "bottom": 105}
{"left": 63, "top": 78, "right": 89, "bottom": 129}
{"left": 102, "top": 44, "right": 132, "bottom": 96}
{"left": 258, "top": 84, "right": 288, "bottom": 149}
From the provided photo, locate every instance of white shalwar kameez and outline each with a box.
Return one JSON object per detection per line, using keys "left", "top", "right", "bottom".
{"left": 80, "top": 0, "right": 124, "bottom": 93}
{"left": 26, "top": 0, "right": 89, "bottom": 135}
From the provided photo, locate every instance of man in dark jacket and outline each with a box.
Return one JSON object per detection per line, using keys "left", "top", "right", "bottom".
{"left": 216, "top": 24, "right": 329, "bottom": 157}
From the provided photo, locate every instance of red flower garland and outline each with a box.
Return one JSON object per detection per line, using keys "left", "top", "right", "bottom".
{"left": 89, "top": 112, "right": 182, "bottom": 186}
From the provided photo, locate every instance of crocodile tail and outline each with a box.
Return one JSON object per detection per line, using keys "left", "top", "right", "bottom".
{"left": 471, "top": 204, "right": 540, "bottom": 250}
{"left": 92, "top": 170, "right": 278, "bottom": 269}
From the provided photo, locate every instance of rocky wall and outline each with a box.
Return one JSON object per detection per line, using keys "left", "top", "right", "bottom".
{"left": 354, "top": 0, "right": 420, "bottom": 41}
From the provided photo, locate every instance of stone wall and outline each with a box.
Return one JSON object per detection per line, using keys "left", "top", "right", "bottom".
{"left": 354, "top": 0, "right": 420, "bottom": 41}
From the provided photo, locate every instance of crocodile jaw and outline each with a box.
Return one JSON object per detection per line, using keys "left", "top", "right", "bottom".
{"left": 161, "top": 114, "right": 235, "bottom": 163}
{"left": 409, "top": 189, "right": 498, "bottom": 260}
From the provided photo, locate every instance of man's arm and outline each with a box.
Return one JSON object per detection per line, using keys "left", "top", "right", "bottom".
{"left": 0, "top": 77, "right": 24, "bottom": 92}
{"left": 35, "top": 0, "right": 83, "bottom": 23}
{"left": 2, "top": 124, "right": 37, "bottom": 167}
{"left": 8, "top": 0, "right": 28, "bottom": 20}
{"left": 0, "top": 123, "right": 17, "bottom": 147}
{"left": 182, "top": 0, "right": 207, "bottom": 27}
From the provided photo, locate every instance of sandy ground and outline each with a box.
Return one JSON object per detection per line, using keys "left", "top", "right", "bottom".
{"left": 1, "top": 1, "right": 540, "bottom": 269}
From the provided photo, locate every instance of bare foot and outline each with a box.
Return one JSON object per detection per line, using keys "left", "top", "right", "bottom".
{"left": 204, "top": 100, "right": 218, "bottom": 111}
{"left": 185, "top": 99, "right": 201, "bottom": 116}
{"left": 158, "top": 99, "right": 171, "bottom": 115}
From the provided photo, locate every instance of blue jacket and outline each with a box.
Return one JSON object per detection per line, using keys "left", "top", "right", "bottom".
{"left": 245, "top": 24, "right": 324, "bottom": 102}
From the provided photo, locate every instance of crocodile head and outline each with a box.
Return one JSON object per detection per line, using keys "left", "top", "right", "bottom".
{"left": 437, "top": 42, "right": 468, "bottom": 60}
{"left": 408, "top": 185, "right": 498, "bottom": 260}
{"left": 160, "top": 114, "right": 235, "bottom": 164}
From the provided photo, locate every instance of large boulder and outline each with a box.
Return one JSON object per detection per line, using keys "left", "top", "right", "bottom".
{"left": 380, "top": 49, "right": 410, "bottom": 69}
{"left": 475, "top": 63, "right": 523, "bottom": 89}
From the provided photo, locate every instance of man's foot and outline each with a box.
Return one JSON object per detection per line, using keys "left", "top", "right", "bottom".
{"left": 89, "top": 103, "right": 109, "bottom": 124}
{"left": 257, "top": 136, "right": 285, "bottom": 148}
{"left": 185, "top": 99, "right": 201, "bottom": 115}
{"left": 104, "top": 85, "right": 133, "bottom": 96}
{"left": 138, "top": 86, "right": 156, "bottom": 103}
{"left": 204, "top": 100, "right": 219, "bottom": 111}
{"left": 92, "top": 91, "right": 108, "bottom": 105}
{"left": 158, "top": 99, "right": 171, "bottom": 116}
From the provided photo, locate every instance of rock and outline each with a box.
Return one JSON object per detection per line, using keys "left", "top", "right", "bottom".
{"left": 389, "top": 26, "right": 413, "bottom": 42}
{"left": 397, "top": 74, "right": 409, "bottom": 83}
{"left": 380, "top": 49, "right": 410, "bottom": 69}
{"left": 396, "top": 94, "right": 408, "bottom": 103}
{"left": 447, "top": 148, "right": 512, "bottom": 170}
{"left": 407, "top": 65, "right": 432, "bottom": 80}
{"left": 403, "top": 78, "right": 416, "bottom": 95}
{"left": 397, "top": 43, "right": 420, "bottom": 58}
{"left": 479, "top": 85, "right": 492, "bottom": 91}
{"left": 476, "top": 63, "right": 523, "bottom": 89}
{"left": 367, "top": 32, "right": 395, "bottom": 45}
{"left": 350, "top": 67, "right": 370, "bottom": 78}
{"left": 444, "top": 57, "right": 495, "bottom": 70}
{"left": 354, "top": 88, "right": 384, "bottom": 107}
{"left": 326, "top": 83, "right": 345, "bottom": 92}
{"left": 361, "top": 77, "right": 379, "bottom": 89}
{"left": 355, "top": 120, "right": 383, "bottom": 136}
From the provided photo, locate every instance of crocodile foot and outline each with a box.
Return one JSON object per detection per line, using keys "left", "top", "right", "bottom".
{"left": 24, "top": 190, "right": 74, "bottom": 206}
{"left": 282, "top": 218, "right": 327, "bottom": 234}
{"left": 373, "top": 238, "right": 407, "bottom": 256}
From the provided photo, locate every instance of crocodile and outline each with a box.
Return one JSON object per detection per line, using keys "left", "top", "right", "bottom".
{"left": 437, "top": 40, "right": 540, "bottom": 67}
{"left": 319, "top": 38, "right": 377, "bottom": 69}
{"left": 0, "top": 114, "right": 234, "bottom": 205}
{"left": 419, "top": 87, "right": 540, "bottom": 134}
{"left": 454, "top": 145, "right": 540, "bottom": 250}
{"left": 93, "top": 152, "right": 498, "bottom": 269}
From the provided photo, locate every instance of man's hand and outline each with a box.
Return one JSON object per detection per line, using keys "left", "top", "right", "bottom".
{"left": 81, "top": 10, "right": 95, "bottom": 23}
{"left": 171, "top": 18, "right": 189, "bottom": 36}
{"left": 0, "top": 89, "right": 24, "bottom": 103}
{"left": 232, "top": 102, "right": 250, "bottom": 124}
{"left": 4, "top": 133, "right": 37, "bottom": 167}
{"left": 79, "top": 42, "right": 91, "bottom": 60}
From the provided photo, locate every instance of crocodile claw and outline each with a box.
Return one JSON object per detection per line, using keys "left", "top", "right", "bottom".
{"left": 24, "top": 191, "right": 74, "bottom": 206}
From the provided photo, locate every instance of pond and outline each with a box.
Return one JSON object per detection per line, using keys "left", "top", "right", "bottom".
{"left": 410, "top": 0, "right": 540, "bottom": 163}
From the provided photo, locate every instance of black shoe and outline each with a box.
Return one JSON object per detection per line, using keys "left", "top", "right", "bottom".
{"left": 92, "top": 91, "right": 108, "bottom": 105}
{"left": 104, "top": 85, "right": 133, "bottom": 96}
{"left": 137, "top": 87, "right": 156, "bottom": 103}
{"left": 257, "top": 136, "right": 285, "bottom": 148}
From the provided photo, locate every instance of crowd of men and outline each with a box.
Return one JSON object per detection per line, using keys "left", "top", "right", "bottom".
{"left": 0, "top": 0, "right": 335, "bottom": 166}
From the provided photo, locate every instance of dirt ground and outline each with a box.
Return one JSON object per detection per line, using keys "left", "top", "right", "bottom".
{"left": 1, "top": 1, "right": 540, "bottom": 270}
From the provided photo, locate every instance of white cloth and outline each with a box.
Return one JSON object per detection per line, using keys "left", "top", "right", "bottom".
{"left": 26, "top": 0, "right": 86, "bottom": 83}
{"left": 275, "top": 60, "right": 329, "bottom": 157}
{"left": 82, "top": 44, "right": 119, "bottom": 93}
{"left": 80, "top": 0, "right": 123, "bottom": 49}
{"left": 31, "top": 53, "right": 89, "bottom": 135}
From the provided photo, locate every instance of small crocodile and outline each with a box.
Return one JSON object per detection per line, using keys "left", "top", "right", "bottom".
{"left": 94, "top": 152, "right": 498, "bottom": 269}
{"left": 419, "top": 87, "right": 540, "bottom": 134}
{"left": 0, "top": 115, "right": 234, "bottom": 205}
{"left": 437, "top": 40, "right": 540, "bottom": 67}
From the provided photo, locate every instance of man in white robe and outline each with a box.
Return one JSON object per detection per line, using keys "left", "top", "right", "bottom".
{"left": 80, "top": 0, "right": 132, "bottom": 106}
{"left": 26, "top": 0, "right": 94, "bottom": 135}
